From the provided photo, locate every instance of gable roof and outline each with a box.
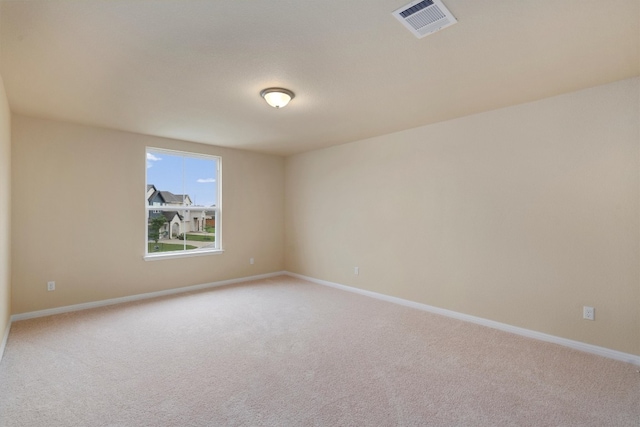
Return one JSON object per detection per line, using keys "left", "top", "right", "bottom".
{"left": 148, "top": 211, "right": 183, "bottom": 222}
{"left": 157, "top": 191, "right": 188, "bottom": 204}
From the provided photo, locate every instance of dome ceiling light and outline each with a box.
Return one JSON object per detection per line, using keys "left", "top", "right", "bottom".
{"left": 260, "top": 88, "right": 295, "bottom": 109}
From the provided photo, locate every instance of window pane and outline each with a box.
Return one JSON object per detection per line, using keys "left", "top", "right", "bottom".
{"left": 147, "top": 151, "right": 184, "bottom": 202}
{"left": 147, "top": 209, "right": 185, "bottom": 253}
{"left": 183, "top": 156, "right": 218, "bottom": 209}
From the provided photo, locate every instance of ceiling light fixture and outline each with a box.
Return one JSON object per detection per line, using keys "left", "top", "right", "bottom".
{"left": 260, "top": 88, "right": 295, "bottom": 109}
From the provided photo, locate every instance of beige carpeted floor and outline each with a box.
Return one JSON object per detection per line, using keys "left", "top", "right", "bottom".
{"left": 0, "top": 275, "right": 638, "bottom": 426}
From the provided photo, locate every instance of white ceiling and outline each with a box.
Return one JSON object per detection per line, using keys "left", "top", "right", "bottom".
{"left": 1, "top": 0, "right": 638, "bottom": 156}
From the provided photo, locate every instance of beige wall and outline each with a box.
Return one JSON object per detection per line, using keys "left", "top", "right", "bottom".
{"left": 285, "top": 78, "right": 640, "bottom": 356}
{"left": 11, "top": 116, "right": 285, "bottom": 314}
{"left": 0, "top": 75, "right": 11, "bottom": 339}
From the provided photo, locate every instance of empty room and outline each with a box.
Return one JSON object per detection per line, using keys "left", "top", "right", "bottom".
{"left": 0, "top": 0, "right": 638, "bottom": 425}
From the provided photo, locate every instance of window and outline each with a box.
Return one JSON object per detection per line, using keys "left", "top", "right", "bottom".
{"left": 145, "top": 148, "right": 221, "bottom": 259}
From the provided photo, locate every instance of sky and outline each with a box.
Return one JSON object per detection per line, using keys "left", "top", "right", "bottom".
{"left": 146, "top": 150, "right": 219, "bottom": 207}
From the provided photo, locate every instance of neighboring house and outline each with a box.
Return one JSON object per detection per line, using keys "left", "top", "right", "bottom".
{"left": 147, "top": 184, "right": 212, "bottom": 238}
{"left": 148, "top": 211, "right": 183, "bottom": 240}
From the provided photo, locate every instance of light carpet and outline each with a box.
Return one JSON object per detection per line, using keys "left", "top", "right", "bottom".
{"left": 0, "top": 275, "right": 638, "bottom": 426}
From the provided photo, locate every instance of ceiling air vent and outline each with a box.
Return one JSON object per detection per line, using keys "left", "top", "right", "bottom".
{"left": 392, "top": 0, "right": 457, "bottom": 38}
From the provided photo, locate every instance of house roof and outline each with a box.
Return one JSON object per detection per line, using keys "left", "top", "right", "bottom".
{"left": 174, "top": 194, "right": 191, "bottom": 203}
{"left": 162, "top": 211, "right": 182, "bottom": 221}
{"left": 157, "top": 191, "right": 188, "bottom": 204}
{"left": 149, "top": 211, "right": 183, "bottom": 222}
{"left": 1, "top": 1, "right": 637, "bottom": 155}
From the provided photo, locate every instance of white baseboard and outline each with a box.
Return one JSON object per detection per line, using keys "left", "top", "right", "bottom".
{"left": 0, "top": 320, "right": 10, "bottom": 364}
{"left": 11, "top": 271, "right": 286, "bottom": 322}
{"left": 285, "top": 271, "right": 640, "bottom": 367}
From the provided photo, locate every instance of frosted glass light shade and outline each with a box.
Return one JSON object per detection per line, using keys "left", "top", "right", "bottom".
{"left": 260, "top": 88, "right": 295, "bottom": 108}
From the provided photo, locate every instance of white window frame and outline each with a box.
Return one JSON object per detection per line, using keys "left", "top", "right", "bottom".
{"left": 144, "top": 147, "right": 222, "bottom": 261}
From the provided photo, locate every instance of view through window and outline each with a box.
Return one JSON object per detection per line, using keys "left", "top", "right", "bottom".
{"left": 145, "top": 148, "right": 221, "bottom": 258}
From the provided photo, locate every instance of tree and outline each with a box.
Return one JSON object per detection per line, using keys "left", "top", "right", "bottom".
{"left": 149, "top": 215, "right": 168, "bottom": 246}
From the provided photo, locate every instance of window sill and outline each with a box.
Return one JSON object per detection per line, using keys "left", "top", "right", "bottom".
{"left": 143, "top": 248, "right": 224, "bottom": 261}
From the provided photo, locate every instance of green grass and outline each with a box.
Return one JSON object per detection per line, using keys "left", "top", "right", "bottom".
{"left": 185, "top": 233, "right": 215, "bottom": 242}
{"left": 205, "top": 227, "right": 215, "bottom": 233}
{"left": 148, "top": 242, "right": 197, "bottom": 253}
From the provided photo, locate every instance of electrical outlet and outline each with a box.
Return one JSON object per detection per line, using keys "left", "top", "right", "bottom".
{"left": 47, "top": 281, "right": 56, "bottom": 291}
{"left": 354, "top": 267, "right": 359, "bottom": 275}
{"left": 250, "top": 258, "right": 254, "bottom": 265}
{"left": 583, "top": 306, "right": 595, "bottom": 321}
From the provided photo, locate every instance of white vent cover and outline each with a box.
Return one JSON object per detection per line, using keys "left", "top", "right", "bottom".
{"left": 392, "top": 0, "right": 457, "bottom": 38}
